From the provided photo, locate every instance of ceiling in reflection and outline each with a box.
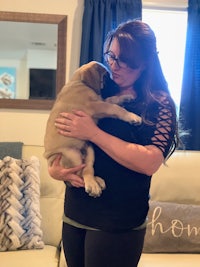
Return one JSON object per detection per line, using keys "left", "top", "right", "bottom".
{"left": 0, "top": 21, "right": 57, "bottom": 59}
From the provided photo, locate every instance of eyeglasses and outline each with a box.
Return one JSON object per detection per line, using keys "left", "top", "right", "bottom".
{"left": 104, "top": 51, "right": 129, "bottom": 69}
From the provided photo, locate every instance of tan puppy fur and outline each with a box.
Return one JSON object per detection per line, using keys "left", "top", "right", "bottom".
{"left": 44, "top": 61, "right": 141, "bottom": 197}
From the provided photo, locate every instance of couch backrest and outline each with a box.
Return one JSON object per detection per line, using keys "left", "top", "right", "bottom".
{"left": 22, "top": 145, "right": 65, "bottom": 248}
{"left": 22, "top": 146, "right": 200, "bottom": 248}
{"left": 150, "top": 150, "right": 200, "bottom": 205}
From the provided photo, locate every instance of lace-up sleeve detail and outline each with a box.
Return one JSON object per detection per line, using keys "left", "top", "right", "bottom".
{"left": 150, "top": 96, "right": 176, "bottom": 157}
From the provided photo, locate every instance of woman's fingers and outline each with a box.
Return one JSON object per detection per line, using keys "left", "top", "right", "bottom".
{"left": 67, "top": 174, "right": 85, "bottom": 188}
{"left": 52, "top": 154, "right": 62, "bottom": 166}
{"left": 49, "top": 153, "right": 86, "bottom": 188}
{"left": 69, "top": 163, "right": 86, "bottom": 174}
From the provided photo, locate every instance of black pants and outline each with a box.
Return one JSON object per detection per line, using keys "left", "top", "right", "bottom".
{"left": 62, "top": 222, "right": 146, "bottom": 267}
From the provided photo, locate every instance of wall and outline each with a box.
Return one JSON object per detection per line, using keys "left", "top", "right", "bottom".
{"left": 0, "top": 0, "right": 84, "bottom": 146}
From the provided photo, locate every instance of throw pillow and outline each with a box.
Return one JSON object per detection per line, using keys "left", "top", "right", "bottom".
{"left": 0, "top": 156, "right": 44, "bottom": 251}
{"left": 143, "top": 200, "right": 200, "bottom": 253}
{"left": 0, "top": 142, "right": 23, "bottom": 159}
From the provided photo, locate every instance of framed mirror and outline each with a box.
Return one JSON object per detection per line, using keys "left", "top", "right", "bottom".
{"left": 0, "top": 11, "right": 67, "bottom": 109}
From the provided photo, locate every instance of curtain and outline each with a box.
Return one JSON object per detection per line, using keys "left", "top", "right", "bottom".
{"left": 179, "top": 0, "right": 200, "bottom": 150}
{"left": 80, "top": 0, "right": 142, "bottom": 66}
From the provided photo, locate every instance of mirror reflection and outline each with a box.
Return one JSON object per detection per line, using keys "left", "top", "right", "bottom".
{"left": 0, "top": 12, "right": 67, "bottom": 110}
{"left": 0, "top": 21, "right": 57, "bottom": 100}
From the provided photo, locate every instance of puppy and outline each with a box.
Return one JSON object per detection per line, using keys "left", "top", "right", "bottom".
{"left": 44, "top": 61, "right": 141, "bottom": 197}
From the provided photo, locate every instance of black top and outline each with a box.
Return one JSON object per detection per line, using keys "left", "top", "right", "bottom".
{"left": 64, "top": 92, "right": 176, "bottom": 232}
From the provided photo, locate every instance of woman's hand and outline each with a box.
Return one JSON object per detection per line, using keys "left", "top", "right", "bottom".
{"left": 55, "top": 110, "right": 100, "bottom": 141}
{"left": 48, "top": 154, "right": 85, "bottom": 188}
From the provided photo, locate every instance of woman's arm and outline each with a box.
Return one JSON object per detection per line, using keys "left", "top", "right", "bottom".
{"left": 90, "top": 129, "right": 164, "bottom": 176}
{"left": 55, "top": 110, "right": 164, "bottom": 176}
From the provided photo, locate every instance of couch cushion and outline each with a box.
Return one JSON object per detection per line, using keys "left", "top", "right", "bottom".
{"left": 150, "top": 151, "right": 200, "bottom": 205}
{"left": 0, "top": 245, "right": 60, "bottom": 267}
{"left": 143, "top": 201, "right": 200, "bottom": 253}
{"left": 0, "top": 156, "right": 44, "bottom": 251}
{"left": 139, "top": 253, "right": 200, "bottom": 267}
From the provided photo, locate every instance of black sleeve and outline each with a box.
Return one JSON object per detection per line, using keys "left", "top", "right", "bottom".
{"left": 137, "top": 96, "right": 177, "bottom": 158}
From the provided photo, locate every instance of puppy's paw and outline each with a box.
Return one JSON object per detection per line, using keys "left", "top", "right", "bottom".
{"left": 105, "top": 96, "right": 120, "bottom": 104}
{"left": 126, "top": 112, "right": 142, "bottom": 125}
{"left": 95, "top": 176, "right": 106, "bottom": 190}
{"left": 118, "top": 94, "right": 135, "bottom": 104}
{"left": 85, "top": 183, "right": 102, "bottom": 197}
{"left": 85, "top": 177, "right": 106, "bottom": 197}
{"left": 105, "top": 95, "right": 134, "bottom": 105}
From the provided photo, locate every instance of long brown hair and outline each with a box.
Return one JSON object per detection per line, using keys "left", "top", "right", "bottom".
{"left": 104, "top": 19, "right": 180, "bottom": 158}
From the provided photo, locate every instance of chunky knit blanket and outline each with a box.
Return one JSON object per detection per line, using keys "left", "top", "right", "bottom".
{"left": 0, "top": 156, "right": 44, "bottom": 251}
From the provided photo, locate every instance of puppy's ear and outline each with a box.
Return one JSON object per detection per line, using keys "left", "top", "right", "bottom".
{"left": 80, "top": 61, "right": 108, "bottom": 91}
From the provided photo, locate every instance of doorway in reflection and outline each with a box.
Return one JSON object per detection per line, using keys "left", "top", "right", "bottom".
{"left": 29, "top": 68, "right": 56, "bottom": 99}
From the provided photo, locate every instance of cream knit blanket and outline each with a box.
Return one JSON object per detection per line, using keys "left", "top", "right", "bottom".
{"left": 0, "top": 156, "right": 44, "bottom": 251}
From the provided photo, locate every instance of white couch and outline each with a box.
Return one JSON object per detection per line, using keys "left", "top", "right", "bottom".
{"left": 1, "top": 145, "right": 199, "bottom": 267}
{"left": 139, "top": 150, "right": 200, "bottom": 267}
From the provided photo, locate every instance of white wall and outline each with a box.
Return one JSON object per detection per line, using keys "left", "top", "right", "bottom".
{"left": 0, "top": 0, "right": 84, "bottom": 146}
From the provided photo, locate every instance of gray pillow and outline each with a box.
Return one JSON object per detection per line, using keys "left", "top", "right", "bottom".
{"left": 0, "top": 142, "right": 23, "bottom": 159}
{"left": 143, "top": 200, "right": 200, "bottom": 253}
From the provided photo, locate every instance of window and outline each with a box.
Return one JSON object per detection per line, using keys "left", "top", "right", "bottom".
{"left": 142, "top": 8, "right": 187, "bottom": 111}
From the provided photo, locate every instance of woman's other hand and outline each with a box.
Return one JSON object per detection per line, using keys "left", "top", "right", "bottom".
{"left": 48, "top": 154, "right": 85, "bottom": 188}
{"left": 55, "top": 110, "right": 99, "bottom": 141}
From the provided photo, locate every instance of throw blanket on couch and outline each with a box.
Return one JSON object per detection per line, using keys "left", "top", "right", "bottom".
{"left": 0, "top": 156, "right": 44, "bottom": 251}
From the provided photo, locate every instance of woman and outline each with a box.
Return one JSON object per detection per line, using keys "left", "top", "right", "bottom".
{"left": 48, "top": 20, "right": 179, "bottom": 267}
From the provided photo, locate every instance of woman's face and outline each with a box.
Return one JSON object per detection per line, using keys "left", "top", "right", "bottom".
{"left": 107, "top": 38, "right": 144, "bottom": 92}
